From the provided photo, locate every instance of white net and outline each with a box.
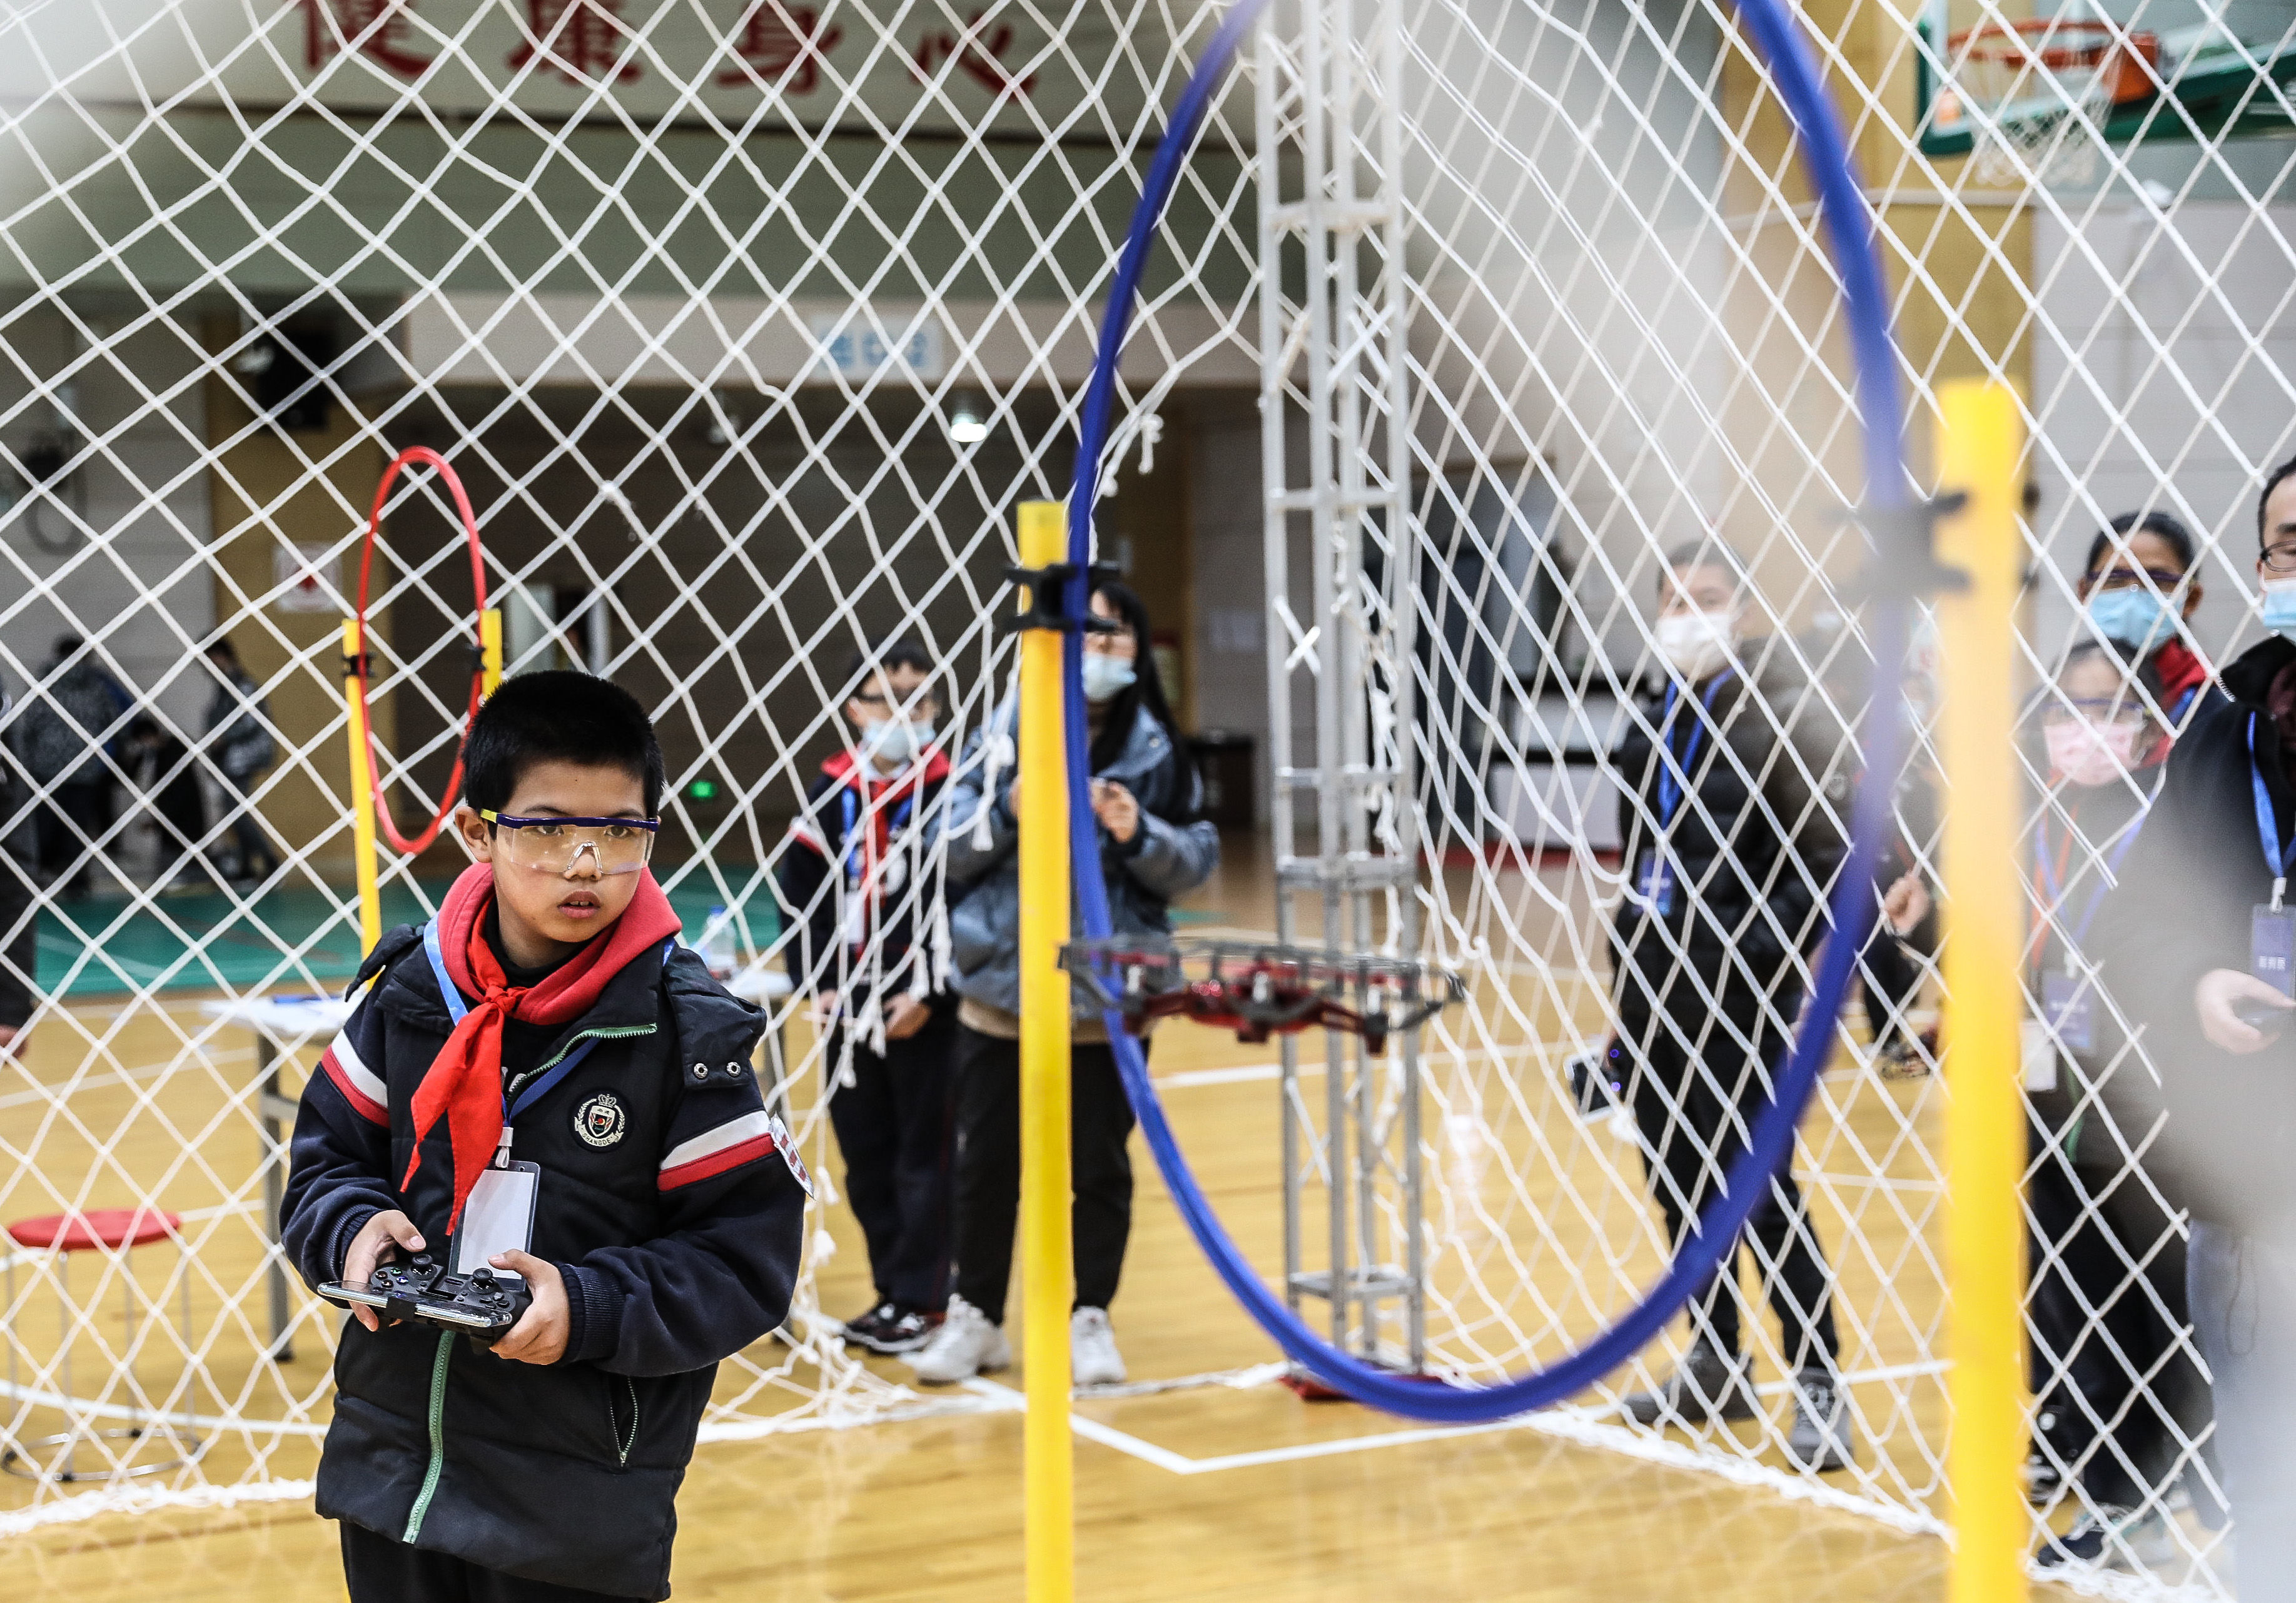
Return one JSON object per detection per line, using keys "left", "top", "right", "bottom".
{"left": 0, "top": 0, "right": 2285, "bottom": 1593}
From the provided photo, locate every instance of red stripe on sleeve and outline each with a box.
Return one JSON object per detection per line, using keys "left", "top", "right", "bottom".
{"left": 321, "top": 1048, "right": 388, "bottom": 1126}
{"left": 657, "top": 1133, "right": 777, "bottom": 1191}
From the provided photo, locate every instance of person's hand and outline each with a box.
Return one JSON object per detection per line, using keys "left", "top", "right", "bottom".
{"left": 487, "top": 1251, "right": 569, "bottom": 1365}
{"left": 882, "top": 993, "right": 933, "bottom": 1041}
{"left": 1091, "top": 779, "right": 1140, "bottom": 844}
{"left": 1003, "top": 775, "right": 1021, "bottom": 818}
{"left": 1881, "top": 872, "right": 1931, "bottom": 936}
{"left": 343, "top": 1210, "right": 425, "bottom": 1332}
{"left": 2195, "top": 968, "right": 2293, "bottom": 1054}
{"left": 0, "top": 1024, "right": 19, "bottom": 1059}
{"left": 807, "top": 989, "right": 840, "bottom": 1028}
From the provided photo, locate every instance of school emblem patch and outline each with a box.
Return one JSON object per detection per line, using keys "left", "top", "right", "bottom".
{"left": 575, "top": 1092, "right": 627, "bottom": 1148}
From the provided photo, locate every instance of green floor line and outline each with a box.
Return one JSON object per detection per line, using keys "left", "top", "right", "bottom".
{"left": 38, "top": 877, "right": 779, "bottom": 1001}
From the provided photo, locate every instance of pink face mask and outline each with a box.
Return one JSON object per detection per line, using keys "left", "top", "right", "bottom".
{"left": 2046, "top": 718, "right": 2145, "bottom": 787}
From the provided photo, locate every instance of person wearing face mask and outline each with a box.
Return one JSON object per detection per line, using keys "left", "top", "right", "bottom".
{"left": 911, "top": 580, "right": 1219, "bottom": 1388}
{"left": 774, "top": 640, "right": 957, "bottom": 1356}
{"left": 1607, "top": 540, "right": 1857, "bottom": 1472}
{"left": 2095, "top": 456, "right": 2296, "bottom": 1597}
{"left": 2076, "top": 511, "right": 2222, "bottom": 731}
{"left": 2020, "top": 643, "right": 2211, "bottom": 1567}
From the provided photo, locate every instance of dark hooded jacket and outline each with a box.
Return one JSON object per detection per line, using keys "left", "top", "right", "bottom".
{"left": 2103, "top": 629, "right": 2296, "bottom": 1231}
{"left": 280, "top": 921, "right": 808, "bottom": 1599}
{"left": 2098, "top": 634, "right": 2296, "bottom": 1234}
{"left": 1607, "top": 651, "right": 1853, "bottom": 991}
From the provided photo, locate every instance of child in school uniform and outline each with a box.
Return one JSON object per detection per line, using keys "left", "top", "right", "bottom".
{"left": 282, "top": 670, "right": 808, "bottom": 1602}
{"left": 776, "top": 640, "right": 957, "bottom": 1354}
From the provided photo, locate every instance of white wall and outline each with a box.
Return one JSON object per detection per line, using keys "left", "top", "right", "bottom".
{"left": 2030, "top": 198, "right": 2296, "bottom": 667}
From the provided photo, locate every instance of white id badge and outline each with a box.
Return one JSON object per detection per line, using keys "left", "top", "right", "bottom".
{"left": 2020, "top": 1018, "right": 2058, "bottom": 1093}
{"left": 452, "top": 1160, "right": 540, "bottom": 1280}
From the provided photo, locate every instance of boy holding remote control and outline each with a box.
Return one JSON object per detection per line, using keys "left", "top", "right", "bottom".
{"left": 282, "top": 671, "right": 807, "bottom": 1602}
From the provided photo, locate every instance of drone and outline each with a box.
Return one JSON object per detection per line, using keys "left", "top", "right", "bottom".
{"left": 1058, "top": 936, "right": 1464, "bottom": 1053}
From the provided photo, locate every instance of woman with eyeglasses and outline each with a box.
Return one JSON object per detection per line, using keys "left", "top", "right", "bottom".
{"left": 2093, "top": 457, "right": 2296, "bottom": 1593}
{"left": 2075, "top": 510, "right": 2221, "bottom": 728}
{"left": 2021, "top": 640, "right": 2208, "bottom": 1567}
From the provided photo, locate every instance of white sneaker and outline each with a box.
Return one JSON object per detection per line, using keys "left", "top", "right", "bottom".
{"left": 904, "top": 1295, "right": 1010, "bottom": 1384}
{"left": 1071, "top": 1306, "right": 1126, "bottom": 1387}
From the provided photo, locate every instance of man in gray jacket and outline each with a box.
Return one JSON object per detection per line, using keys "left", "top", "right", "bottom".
{"left": 908, "top": 582, "right": 1218, "bottom": 1387}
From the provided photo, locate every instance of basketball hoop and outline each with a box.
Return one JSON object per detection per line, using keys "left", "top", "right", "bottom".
{"left": 1938, "top": 18, "right": 2157, "bottom": 185}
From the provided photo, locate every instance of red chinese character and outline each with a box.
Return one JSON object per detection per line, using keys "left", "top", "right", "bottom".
{"left": 295, "top": 0, "right": 433, "bottom": 78}
{"left": 718, "top": 4, "right": 844, "bottom": 93}
{"left": 508, "top": 0, "right": 642, "bottom": 86}
{"left": 910, "top": 9, "right": 1036, "bottom": 97}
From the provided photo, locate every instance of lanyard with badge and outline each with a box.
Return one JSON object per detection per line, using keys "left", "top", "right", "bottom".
{"left": 1635, "top": 669, "right": 1734, "bottom": 917}
{"left": 2031, "top": 797, "right": 2150, "bottom": 1054}
{"left": 419, "top": 919, "right": 606, "bottom": 1280}
{"left": 2248, "top": 715, "right": 2296, "bottom": 999}
{"left": 839, "top": 785, "right": 915, "bottom": 948}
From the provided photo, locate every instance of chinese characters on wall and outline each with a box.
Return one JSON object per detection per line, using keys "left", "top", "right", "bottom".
{"left": 293, "top": 0, "right": 1033, "bottom": 99}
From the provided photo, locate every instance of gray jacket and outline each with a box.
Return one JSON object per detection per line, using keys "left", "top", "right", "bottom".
{"left": 938, "top": 699, "right": 1220, "bottom": 1017}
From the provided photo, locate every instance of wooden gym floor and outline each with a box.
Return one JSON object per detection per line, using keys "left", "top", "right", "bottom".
{"left": 6, "top": 841, "right": 2083, "bottom": 1600}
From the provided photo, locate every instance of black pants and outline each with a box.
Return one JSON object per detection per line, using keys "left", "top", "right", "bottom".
{"left": 1858, "top": 923, "right": 1925, "bottom": 1049}
{"left": 951, "top": 1025, "right": 1140, "bottom": 1325}
{"left": 1616, "top": 948, "right": 1841, "bottom": 1370}
{"left": 217, "top": 771, "right": 275, "bottom": 879}
{"left": 36, "top": 778, "right": 111, "bottom": 893}
{"left": 2027, "top": 1118, "right": 2213, "bottom": 1512}
{"left": 826, "top": 1003, "right": 958, "bottom": 1312}
{"left": 340, "top": 1521, "right": 643, "bottom": 1602}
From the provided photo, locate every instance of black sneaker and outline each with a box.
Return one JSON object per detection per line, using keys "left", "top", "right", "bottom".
{"left": 841, "top": 1302, "right": 941, "bottom": 1355}
{"left": 1618, "top": 1338, "right": 1756, "bottom": 1427}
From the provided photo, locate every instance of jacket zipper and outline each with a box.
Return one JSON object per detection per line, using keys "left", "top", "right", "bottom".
{"left": 610, "top": 1375, "right": 639, "bottom": 1467}
{"left": 402, "top": 1331, "right": 455, "bottom": 1542}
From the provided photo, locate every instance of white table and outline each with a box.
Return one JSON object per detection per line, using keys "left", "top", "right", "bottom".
{"left": 200, "top": 994, "right": 355, "bottom": 1360}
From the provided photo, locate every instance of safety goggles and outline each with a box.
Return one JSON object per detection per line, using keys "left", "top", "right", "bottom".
{"left": 478, "top": 811, "right": 659, "bottom": 876}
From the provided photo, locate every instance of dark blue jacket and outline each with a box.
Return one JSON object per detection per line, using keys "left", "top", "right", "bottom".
{"left": 281, "top": 922, "right": 809, "bottom": 1600}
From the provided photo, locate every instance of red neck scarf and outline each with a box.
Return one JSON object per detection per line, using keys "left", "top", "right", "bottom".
{"left": 402, "top": 863, "right": 682, "bottom": 1232}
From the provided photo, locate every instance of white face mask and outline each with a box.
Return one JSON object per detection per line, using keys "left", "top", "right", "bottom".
{"left": 1653, "top": 607, "right": 1739, "bottom": 680}
{"left": 1081, "top": 653, "right": 1137, "bottom": 704}
{"left": 860, "top": 717, "right": 931, "bottom": 769}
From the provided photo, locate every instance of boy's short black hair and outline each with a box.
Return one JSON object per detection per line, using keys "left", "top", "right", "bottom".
{"left": 842, "top": 639, "right": 938, "bottom": 702}
{"left": 462, "top": 670, "right": 664, "bottom": 816}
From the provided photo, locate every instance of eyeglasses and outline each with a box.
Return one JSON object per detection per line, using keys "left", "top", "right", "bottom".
{"left": 480, "top": 811, "right": 659, "bottom": 876}
{"left": 2263, "top": 542, "right": 2296, "bottom": 574}
{"left": 2041, "top": 697, "right": 2148, "bottom": 728}
{"left": 2085, "top": 566, "right": 2185, "bottom": 593}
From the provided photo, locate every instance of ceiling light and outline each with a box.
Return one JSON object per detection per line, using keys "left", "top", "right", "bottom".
{"left": 949, "top": 405, "right": 988, "bottom": 446}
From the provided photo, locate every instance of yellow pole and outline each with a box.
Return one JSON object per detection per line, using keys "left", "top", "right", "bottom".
{"left": 1016, "top": 499, "right": 1075, "bottom": 1603}
{"left": 1934, "top": 378, "right": 2028, "bottom": 1603}
{"left": 341, "top": 619, "right": 384, "bottom": 957}
{"left": 480, "top": 607, "right": 504, "bottom": 697}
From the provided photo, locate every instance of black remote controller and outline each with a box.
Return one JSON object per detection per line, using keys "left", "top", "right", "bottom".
{"left": 2233, "top": 997, "right": 2292, "bottom": 1042}
{"left": 320, "top": 1253, "right": 532, "bottom": 1342}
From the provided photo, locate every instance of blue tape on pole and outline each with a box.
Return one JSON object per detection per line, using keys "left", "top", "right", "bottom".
{"left": 1062, "top": 0, "right": 1908, "bottom": 1423}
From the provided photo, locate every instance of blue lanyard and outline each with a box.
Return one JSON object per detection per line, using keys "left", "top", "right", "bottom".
{"left": 2035, "top": 792, "right": 2153, "bottom": 960}
{"left": 420, "top": 918, "right": 673, "bottom": 1123}
{"left": 1655, "top": 669, "right": 1735, "bottom": 830}
{"left": 2171, "top": 682, "right": 2200, "bottom": 724}
{"left": 841, "top": 786, "right": 915, "bottom": 889}
{"left": 2249, "top": 714, "right": 2288, "bottom": 909}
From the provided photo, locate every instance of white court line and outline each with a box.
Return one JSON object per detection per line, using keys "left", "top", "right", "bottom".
{"left": 0, "top": 1049, "right": 256, "bottom": 1111}
{"left": 961, "top": 1354, "right": 1956, "bottom": 1479}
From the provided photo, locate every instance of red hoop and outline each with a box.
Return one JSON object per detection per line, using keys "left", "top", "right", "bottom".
{"left": 1946, "top": 18, "right": 2159, "bottom": 106}
{"left": 352, "top": 447, "right": 489, "bottom": 855}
